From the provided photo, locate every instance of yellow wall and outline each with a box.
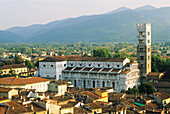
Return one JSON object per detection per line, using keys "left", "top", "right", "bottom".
{"left": 92, "top": 108, "right": 102, "bottom": 114}
{"left": 1, "top": 67, "right": 27, "bottom": 75}
{"left": 0, "top": 99, "right": 9, "bottom": 103}
{"left": 61, "top": 107, "right": 74, "bottom": 114}
{"left": 95, "top": 90, "right": 108, "bottom": 97}
{"left": 162, "top": 98, "right": 170, "bottom": 106}
{"left": 93, "top": 97, "right": 108, "bottom": 103}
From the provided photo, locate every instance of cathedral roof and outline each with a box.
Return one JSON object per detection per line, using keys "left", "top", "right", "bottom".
{"left": 40, "top": 56, "right": 127, "bottom": 62}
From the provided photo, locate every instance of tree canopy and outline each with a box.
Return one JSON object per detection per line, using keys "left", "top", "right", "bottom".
{"left": 93, "top": 48, "right": 112, "bottom": 57}
{"left": 138, "top": 82, "right": 155, "bottom": 94}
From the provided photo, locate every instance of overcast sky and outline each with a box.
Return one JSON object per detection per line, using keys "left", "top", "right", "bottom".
{"left": 0, "top": 0, "right": 170, "bottom": 30}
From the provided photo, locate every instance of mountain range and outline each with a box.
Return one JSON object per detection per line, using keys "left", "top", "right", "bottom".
{"left": 1, "top": 5, "right": 170, "bottom": 43}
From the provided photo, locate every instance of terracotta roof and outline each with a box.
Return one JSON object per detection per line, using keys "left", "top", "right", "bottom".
{"left": 53, "top": 95, "right": 73, "bottom": 102}
{"left": 0, "top": 77, "right": 50, "bottom": 85}
{"left": 51, "top": 80, "right": 68, "bottom": 85}
{"left": 0, "top": 64, "right": 27, "bottom": 70}
{"left": 74, "top": 107, "right": 92, "bottom": 114}
{"left": 41, "top": 56, "right": 126, "bottom": 62}
{"left": 120, "top": 70, "right": 131, "bottom": 74}
{"left": 154, "top": 91, "right": 170, "bottom": 100}
{"left": 147, "top": 72, "right": 163, "bottom": 77}
{"left": 86, "top": 101, "right": 108, "bottom": 109}
{"left": 0, "top": 87, "right": 14, "bottom": 93}
{"left": 80, "top": 91, "right": 100, "bottom": 100}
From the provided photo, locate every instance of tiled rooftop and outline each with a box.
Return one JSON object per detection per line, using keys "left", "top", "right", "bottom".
{"left": 0, "top": 77, "right": 50, "bottom": 85}
{"left": 0, "top": 64, "right": 27, "bottom": 70}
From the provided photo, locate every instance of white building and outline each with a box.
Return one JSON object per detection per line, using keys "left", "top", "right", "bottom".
{"left": 39, "top": 56, "right": 140, "bottom": 92}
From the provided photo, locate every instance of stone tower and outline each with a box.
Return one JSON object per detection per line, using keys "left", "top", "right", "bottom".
{"left": 137, "top": 20, "right": 151, "bottom": 82}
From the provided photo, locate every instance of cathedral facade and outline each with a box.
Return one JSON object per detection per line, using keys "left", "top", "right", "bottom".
{"left": 39, "top": 56, "right": 140, "bottom": 92}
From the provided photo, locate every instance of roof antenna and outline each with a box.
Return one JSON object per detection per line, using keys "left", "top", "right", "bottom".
{"left": 142, "top": 15, "right": 144, "bottom": 24}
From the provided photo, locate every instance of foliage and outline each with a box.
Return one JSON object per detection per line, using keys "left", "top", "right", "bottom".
{"left": 127, "top": 88, "right": 139, "bottom": 94}
{"left": 25, "top": 60, "right": 34, "bottom": 70}
{"left": 151, "top": 54, "right": 170, "bottom": 72}
{"left": 14, "top": 55, "right": 24, "bottom": 64}
{"left": 93, "top": 48, "right": 112, "bottom": 57}
{"left": 138, "top": 83, "right": 155, "bottom": 94}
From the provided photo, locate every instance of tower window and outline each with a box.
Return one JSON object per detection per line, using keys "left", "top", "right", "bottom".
{"left": 148, "top": 40, "right": 150, "bottom": 43}
{"left": 140, "top": 56, "right": 144, "bottom": 60}
{"left": 148, "top": 32, "right": 150, "bottom": 36}
{"left": 141, "top": 64, "right": 143, "bottom": 67}
{"left": 148, "top": 55, "right": 150, "bottom": 59}
{"left": 140, "top": 48, "right": 144, "bottom": 51}
{"left": 148, "top": 47, "right": 150, "bottom": 52}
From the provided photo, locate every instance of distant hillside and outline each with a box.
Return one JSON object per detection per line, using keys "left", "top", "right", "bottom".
{"left": 0, "top": 30, "right": 23, "bottom": 43}
{"left": 4, "top": 5, "right": 170, "bottom": 43}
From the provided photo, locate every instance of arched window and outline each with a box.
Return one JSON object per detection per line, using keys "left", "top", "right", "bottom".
{"left": 93, "top": 81, "right": 95, "bottom": 88}
{"left": 74, "top": 80, "right": 77, "bottom": 87}
{"left": 83, "top": 80, "right": 86, "bottom": 88}
{"left": 112, "top": 82, "right": 115, "bottom": 88}
{"left": 102, "top": 81, "right": 105, "bottom": 87}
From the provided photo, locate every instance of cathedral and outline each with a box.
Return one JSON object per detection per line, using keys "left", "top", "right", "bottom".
{"left": 39, "top": 21, "right": 151, "bottom": 92}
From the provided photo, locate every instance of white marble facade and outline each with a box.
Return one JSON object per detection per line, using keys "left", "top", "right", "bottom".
{"left": 39, "top": 57, "right": 140, "bottom": 92}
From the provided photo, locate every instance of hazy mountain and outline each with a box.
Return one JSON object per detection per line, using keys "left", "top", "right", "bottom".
{"left": 4, "top": 5, "right": 170, "bottom": 43}
{"left": 106, "top": 7, "right": 131, "bottom": 15}
{"left": 0, "top": 30, "right": 23, "bottom": 43}
{"left": 135, "top": 5, "right": 157, "bottom": 11}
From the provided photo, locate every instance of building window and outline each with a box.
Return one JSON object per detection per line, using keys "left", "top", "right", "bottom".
{"left": 89, "top": 64, "right": 91, "bottom": 67}
{"left": 148, "top": 32, "right": 150, "bottom": 36}
{"left": 71, "top": 64, "right": 73, "bottom": 66}
{"left": 43, "top": 65, "right": 46, "bottom": 67}
{"left": 148, "top": 40, "right": 150, "bottom": 43}
{"left": 148, "top": 47, "right": 150, "bottom": 52}
{"left": 148, "top": 63, "right": 149, "bottom": 67}
{"left": 51, "top": 65, "right": 53, "bottom": 67}
{"left": 83, "top": 80, "right": 86, "bottom": 88}
{"left": 108, "top": 64, "right": 110, "bottom": 67}
{"left": 148, "top": 55, "right": 150, "bottom": 59}
{"left": 80, "top": 64, "right": 82, "bottom": 66}
{"left": 117, "top": 65, "right": 119, "bottom": 67}
{"left": 98, "top": 64, "right": 100, "bottom": 67}
{"left": 93, "top": 81, "right": 95, "bottom": 88}
{"left": 102, "top": 81, "right": 105, "bottom": 87}
{"left": 112, "top": 82, "right": 115, "bottom": 88}
{"left": 140, "top": 48, "right": 144, "bottom": 51}
{"left": 141, "top": 64, "right": 143, "bottom": 67}
{"left": 64, "top": 64, "right": 66, "bottom": 67}
{"left": 74, "top": 80, "right": 77, "bottom": 87}
{"left": 140, "top": 56, "right": 144, "bottom": 60}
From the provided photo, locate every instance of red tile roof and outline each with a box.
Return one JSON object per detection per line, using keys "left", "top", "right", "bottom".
{"left": 0, "top": 77, "right": 50, "bottom": 85}
{"left": 0, "top": 87, "right": 14, "bottom": 93}
{"left": 120, "top": 70, "right": 131, "bottom": 74}
{"left": 41, "top": 56, "right": 126, "bottom": 62}
{"left": 0, "top": 64, "right": 27, "bottom": 70}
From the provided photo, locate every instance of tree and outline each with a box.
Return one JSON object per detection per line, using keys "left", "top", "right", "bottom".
{"left": 25, "top": 60, "right": 34, "bottom": 70}
{"left": 138, "top": 83, "right": 155, "bottom": 94}
{"left": 93, "top": 48, "right": 112, "bottom": 57}
{"left": 14, "top": 55, "right": 24, "bottom": 64}
{"left": 127, "top": 88, "right": 139, "bottom": 95}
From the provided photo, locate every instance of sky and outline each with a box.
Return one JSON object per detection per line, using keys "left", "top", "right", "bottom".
{"left": 0, "top": 0, "right": 170, "bottom": 30}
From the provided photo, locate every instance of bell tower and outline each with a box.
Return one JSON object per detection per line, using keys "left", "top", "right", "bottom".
{"left": 137, "top": 17, "right": 151, "bottom": 82}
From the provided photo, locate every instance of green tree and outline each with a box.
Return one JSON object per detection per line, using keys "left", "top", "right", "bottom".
{"left": 127, "top": 88, "right": 139, "bottom": 94}
{"left": 138, "top": 83, "right": 155, "bottom": 94}
{"left": 25, "top": 60, "right": 34, "bottom": 70}
{"left": 14, "top": 55, "right": 24, "bottom": 64}
{"left": 93, "top": 48, "right": 112, "bottom": 57}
